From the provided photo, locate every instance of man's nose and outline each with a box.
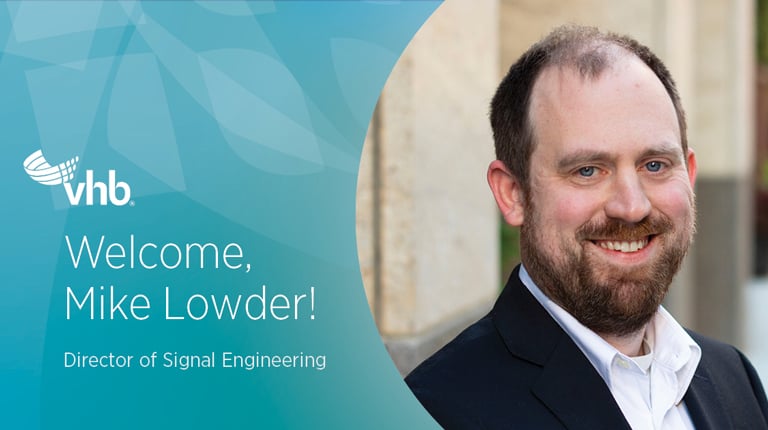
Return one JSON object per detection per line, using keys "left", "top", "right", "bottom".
{"left": 604, "top": 172, "right": 652, "bottom": 223}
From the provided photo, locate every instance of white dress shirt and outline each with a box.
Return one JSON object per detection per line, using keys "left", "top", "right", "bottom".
{"left": 519, "top": 265, "right": 702, "bottom": 429}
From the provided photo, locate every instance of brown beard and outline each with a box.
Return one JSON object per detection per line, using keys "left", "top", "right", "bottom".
{"left": 520, "top": 205, "right": 694, "bottom": 337}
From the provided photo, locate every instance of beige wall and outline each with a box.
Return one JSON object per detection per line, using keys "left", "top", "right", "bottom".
{"left": 357, "top": 0, "right": 500, "bottom": 360}
{"left": 694, "top": 0, "right": 755, "bottom": 178}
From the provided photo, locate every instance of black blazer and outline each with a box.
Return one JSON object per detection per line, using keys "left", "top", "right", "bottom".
{"left": 406, "top": 266, "right": 768, "bottom": 429}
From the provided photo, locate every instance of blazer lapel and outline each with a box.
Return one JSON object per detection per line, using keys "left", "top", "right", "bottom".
{"left": 683, "top": 367, "right": 731, "bottom": 430}
{"left": 493, "top": 267, "right": 631, "bottom": 430}
{"left": 532, "top": 335, "right": 632, "bottom": 430}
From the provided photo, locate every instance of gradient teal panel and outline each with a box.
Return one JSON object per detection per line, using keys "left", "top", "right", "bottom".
{"left": 0, "top": 1, "right": 442, "bottom": 429}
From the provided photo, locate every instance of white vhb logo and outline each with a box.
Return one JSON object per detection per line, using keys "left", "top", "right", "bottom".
{"left": 23, "top": 149, "right": 132, "bottom": 206}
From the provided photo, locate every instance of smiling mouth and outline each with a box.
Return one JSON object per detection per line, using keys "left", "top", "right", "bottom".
{"left": 592, "top": 236, "right": 652, "bottom": 253}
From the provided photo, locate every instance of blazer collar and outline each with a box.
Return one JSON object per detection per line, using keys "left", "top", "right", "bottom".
{"left": 491, "top": 266, "right": 632, "bottom": 430}
{"left": 683, "top": 364, "right": 731, "bottom": 430}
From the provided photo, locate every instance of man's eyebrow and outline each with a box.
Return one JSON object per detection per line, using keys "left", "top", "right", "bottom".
{"left": 639, "top": 145, "right": 684, "bottom": 160}
{"left": 556, "top": 144, "right": 684, "bottom": 171}
{"left": 556, "top": 150, "right": 614, "bottom": 171}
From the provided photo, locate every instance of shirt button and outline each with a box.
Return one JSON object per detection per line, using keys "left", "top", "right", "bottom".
{"left": 616, "top": 358, "right": 630, "bottom": 369}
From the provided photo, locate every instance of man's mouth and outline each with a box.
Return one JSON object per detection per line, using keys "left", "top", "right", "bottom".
{"left": 592, "top": 236, "right": 652, "bottom": 253}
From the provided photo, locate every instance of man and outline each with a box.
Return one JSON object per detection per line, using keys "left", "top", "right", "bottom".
{"left": 406, "top": 25, "right": 768, "bottom": 429}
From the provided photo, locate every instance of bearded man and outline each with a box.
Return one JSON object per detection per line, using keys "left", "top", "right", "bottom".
{"left": 405, "top": 25, "right": 768, "bottom": 430}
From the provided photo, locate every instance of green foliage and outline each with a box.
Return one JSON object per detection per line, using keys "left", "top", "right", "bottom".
{"left": 499, "top": 220, "right": 520, "bottom": 289}
{"left": 759, "top": 0, "right": 768, "bottom": 65}
{"left": 761, "top": 160, "right": 768, "bottom": 189}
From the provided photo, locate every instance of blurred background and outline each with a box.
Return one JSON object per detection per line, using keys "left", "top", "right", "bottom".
{"left": 356, "top": 0, "right": 768, "bottom": 381}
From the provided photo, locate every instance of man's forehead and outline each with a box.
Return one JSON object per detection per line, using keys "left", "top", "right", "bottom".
{"left": 526, "top": 54, "right": 683, "bottom": 159}
{"left": 530, "top": 52, "right": 646, "bottom": 105}
{"left": 530, "top": 53, "right": 675, "bottom": 119}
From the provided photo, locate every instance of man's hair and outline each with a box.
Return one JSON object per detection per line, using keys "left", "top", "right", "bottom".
{"left": 490, "top": 25, "right": 688, "bottom": 193}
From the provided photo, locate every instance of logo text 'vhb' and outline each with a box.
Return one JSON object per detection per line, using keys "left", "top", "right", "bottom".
{"left": 63, "top": 170, "right": 131, "bottom": 206}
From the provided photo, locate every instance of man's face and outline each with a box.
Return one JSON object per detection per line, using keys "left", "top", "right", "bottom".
{"left": 521, "top": 55, "right": 697, "bottom": 337}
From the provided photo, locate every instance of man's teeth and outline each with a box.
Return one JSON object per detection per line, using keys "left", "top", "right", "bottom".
{"left": 597, "top": 238, "right": 649, "bottom": 252}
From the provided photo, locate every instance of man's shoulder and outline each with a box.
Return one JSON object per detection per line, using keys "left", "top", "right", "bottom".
{"left": 405, "top": 308, "right": 543, "bottom": 395}
{"left": 686, "top": 329, "right": 752, "bottom": 369}
{"left": 687, "top": 329, "right": 734, "bottom": 349}
{"left": 686, "top": 329, "right": 765, "bottom": 386}
{"left": 405, "top": 313, "right": 504, "bottom": 389}
{"left": 404, "top": 313, "right": 551, "bottom": 429}
{"left": 683, "top": 330, "right": 768, "bottom": 427}
{"left": 405, "top": 269, "right": 559, "bottom": 402}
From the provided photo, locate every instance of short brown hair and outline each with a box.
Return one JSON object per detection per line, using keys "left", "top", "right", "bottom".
{"left": 490, "top": 25, "right": 688, "bottom": 192}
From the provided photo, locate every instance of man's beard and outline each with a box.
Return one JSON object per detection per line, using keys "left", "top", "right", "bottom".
{"left": 520, "top": 202, "right": 695, "bottom": 338}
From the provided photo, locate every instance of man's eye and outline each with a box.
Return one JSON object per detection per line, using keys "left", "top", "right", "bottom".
{"left": 578, "top": 166, "right": 596, "bottom": 177}
{"left": 646, "top": 161, "right": 664, "bottom": 172}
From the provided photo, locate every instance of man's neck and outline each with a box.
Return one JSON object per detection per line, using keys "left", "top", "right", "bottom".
{"left": 599, "top": 326, "right": 648, "bottom": 357}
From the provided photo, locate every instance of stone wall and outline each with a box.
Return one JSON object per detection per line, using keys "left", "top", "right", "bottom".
{"left": 357, "top": 0, "right": 500, "bottom": 374}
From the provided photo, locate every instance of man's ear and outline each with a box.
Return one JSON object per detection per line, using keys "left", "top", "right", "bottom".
{"left": 487, "top": 160, "right": 525, "bottom": 226}
{"left": 686, "top": 148, "right": 697, "bottom": 188}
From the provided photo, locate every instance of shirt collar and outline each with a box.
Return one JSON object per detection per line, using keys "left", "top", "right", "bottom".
{"left": 519, "top": 264, "right": 701, "bottom": 404}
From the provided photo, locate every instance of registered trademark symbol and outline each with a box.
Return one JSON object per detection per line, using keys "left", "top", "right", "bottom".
{"left": 129, "top": 200, "right": 136, "bottom": 207}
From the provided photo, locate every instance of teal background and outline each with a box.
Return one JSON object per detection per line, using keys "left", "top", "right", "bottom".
{"left": 0, "top": 1, "right": 442, "bottom": 428}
